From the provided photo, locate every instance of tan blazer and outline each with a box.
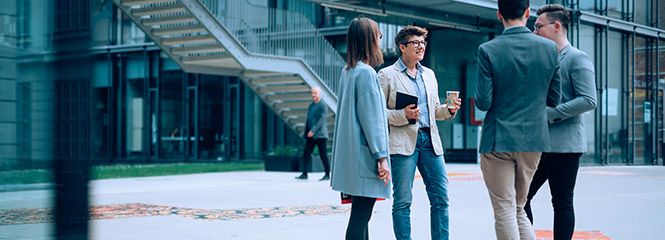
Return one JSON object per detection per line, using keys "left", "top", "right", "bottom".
{"left": 378, "top": 61, "right": 455, "bottom": 156}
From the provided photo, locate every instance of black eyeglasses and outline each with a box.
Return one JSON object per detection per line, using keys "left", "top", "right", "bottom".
{"left": 401, "top": 40, "right": 427, "bottom": 47}
{"left": 533, "top": 22, "right": 557, "bottom": 31}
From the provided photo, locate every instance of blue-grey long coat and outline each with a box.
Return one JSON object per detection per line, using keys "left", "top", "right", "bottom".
{"left": 330, "top": 62, "right": 392, "bottom": 199}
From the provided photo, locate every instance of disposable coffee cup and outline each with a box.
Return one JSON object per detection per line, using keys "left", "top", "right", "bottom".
{"left": 446, "top": 91, "right": 459, "bottom": 109}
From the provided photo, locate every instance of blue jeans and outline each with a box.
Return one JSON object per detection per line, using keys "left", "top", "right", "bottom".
{"left": 391, "top": 130, "right": 449, "bottom": 240}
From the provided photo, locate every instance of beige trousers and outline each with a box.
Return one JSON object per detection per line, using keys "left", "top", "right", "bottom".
{"left": 480, "top": 152, "right": 542, "bottom": 240}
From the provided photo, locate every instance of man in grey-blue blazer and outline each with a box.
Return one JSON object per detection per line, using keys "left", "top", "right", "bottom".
{"left": 295, "top": 87, "right": 330, "bottom": 181}
{"left": 525, "top": 4, "right": 597, "bottom": 240}
{"left": 474, "top": 0, "right": 561, "bottom": 239}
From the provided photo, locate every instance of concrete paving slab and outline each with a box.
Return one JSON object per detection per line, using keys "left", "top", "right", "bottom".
{"left": 1, "top": 164, "right": 664, "bottom": 239}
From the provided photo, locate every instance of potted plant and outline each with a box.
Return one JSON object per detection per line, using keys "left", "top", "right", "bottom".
{"left": 264, "top": 145, "right": 301, "bottom": 172}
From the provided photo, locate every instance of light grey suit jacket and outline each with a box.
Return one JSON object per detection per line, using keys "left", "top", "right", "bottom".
{"left": 330, "top": 62, "right": 392, "bottom": 199}
{"left": 547, "top": 45, "right": 597, "bottom": 153}
{"left": 475, "top": 26, "right": 561, "bottom": 153}
{"left": 378, "top": 61, "right": 456, "bottom": 156}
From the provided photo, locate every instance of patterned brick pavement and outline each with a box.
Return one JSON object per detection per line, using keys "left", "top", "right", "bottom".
{"left": 0, "top": 203, "right": 349, "bottom": 226}
{"left": 0, "top": 171, "right": 616, "bottom": 239}
{"left": 414, "top": 172, "right": 484, "bottom": 181}
{"left": 0, "top": 203, "right": 612, "bottom": 239}
{"left": 536, "top": 230, "right": 612, "bottom": 240}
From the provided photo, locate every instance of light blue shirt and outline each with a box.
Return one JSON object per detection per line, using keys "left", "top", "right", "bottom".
{"left": 397, "top": 58, "right": 430, "bottom": 128}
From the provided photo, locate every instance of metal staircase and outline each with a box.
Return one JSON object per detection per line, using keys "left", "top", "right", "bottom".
{"left": 114, "top": 0, "right": 344, "bottom": 138}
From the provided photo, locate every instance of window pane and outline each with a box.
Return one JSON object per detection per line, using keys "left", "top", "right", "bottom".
{"left": 631, "top": 36, "right": 651, "bottom": 164}
{"left": 659, "top": 40, "right": 665, "bottom": 164}
{"left": 159, "top": 70, "right": 184, "bottom": 159}
{"left": 124, "top": 54, "right": 147, "bottom": 160}
{"left": 579, "top": 0, "right": 624, "bottom": 17}
{"left": 606, "top": 31, "right": 626, "bottom": 164}
{"left": 633, "top": 0, "right": 649, "bottom": 26}
{"left": 578, "top": 24, "right": 597, "bottom": 164}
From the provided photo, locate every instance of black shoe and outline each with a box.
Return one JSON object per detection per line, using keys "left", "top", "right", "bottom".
{"left": 295, "top": 174, "right": 308, "bottom": 180}
{"left": 319, "top": 174, "right": 330, "bottom": 181}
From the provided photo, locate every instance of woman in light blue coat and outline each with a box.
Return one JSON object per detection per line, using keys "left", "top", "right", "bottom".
{"left": 330, "top": 17, "right": 391, "bottom": 240}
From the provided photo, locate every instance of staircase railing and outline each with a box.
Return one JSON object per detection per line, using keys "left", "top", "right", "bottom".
{"left": 196, "top": 0, "right": 345, "bottom": 96}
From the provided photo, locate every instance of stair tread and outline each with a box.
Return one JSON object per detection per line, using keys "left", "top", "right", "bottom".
{"left": 132, "top": 3, "right": 185, "bottom": 16}
{"left": 123, "top": 0, "right": 177, "bottom": 6}
{"left": 142, "top": 15, "right": 196, "bottom": 26}
{"left": 171, "top": 44, "right": 226, "bottom": 55}
{"left": 162, "top": 35, "right": 216, "bottom": 45}
{"left": 153, "top": 24, "right": 207, "bottom": 36}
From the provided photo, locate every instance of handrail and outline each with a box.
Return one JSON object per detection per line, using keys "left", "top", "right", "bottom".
{"left": 196, "top": 0, "right": 345, "bottom": 97}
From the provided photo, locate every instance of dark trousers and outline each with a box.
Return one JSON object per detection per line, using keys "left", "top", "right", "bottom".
{"left": 300, "top": 138, "right": 330, "bottom": 175}
{"left": 525, "top": 152, "right": 582, "bottom": 240}
{"left": 346, "top": 196, "right": 376, "bottom": 240}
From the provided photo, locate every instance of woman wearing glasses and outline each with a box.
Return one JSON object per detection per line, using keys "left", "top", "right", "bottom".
{"left": 330, "top": 16, "right": 391, "bottom": 240}
{"left": 378, "top": 25, "right": 461, "bottom": 240}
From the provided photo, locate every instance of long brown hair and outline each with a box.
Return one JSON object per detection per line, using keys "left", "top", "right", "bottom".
{"left": 345, "top": 17, "right": 384, "bottom": 69}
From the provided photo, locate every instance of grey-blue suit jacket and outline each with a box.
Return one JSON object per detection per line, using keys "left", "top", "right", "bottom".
{"left": 475, "top": 26, "right": 562, "bottom": 153}
{"left": 547, "top": 45, "right": 597, "bottom": 153}
{"left": 330, "top": 62, "right": 391, "bottom": 199}
{"left": 304, "top": 101, "right": 328, "bottom": 139}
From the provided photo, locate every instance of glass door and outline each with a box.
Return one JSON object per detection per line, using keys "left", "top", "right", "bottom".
{"left": 159, "top": 70, "right": 185, "bottom": 159}
{"left": 186, "top": 76, "right": 198, "bottom": 160}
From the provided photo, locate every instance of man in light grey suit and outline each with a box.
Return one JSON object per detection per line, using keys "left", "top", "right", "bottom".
{"left": 524, "top": 4, "right": 597, "bottom": 240}
{"left": 474, "top": 0, "right": 561, "bottom": 239}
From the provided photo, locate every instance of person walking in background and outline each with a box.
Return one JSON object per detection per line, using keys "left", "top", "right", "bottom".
{"left": 295, "top": 87, "right": 331, "bottom": 181}
{"left": 525, "top": 4, "right": 597, "bottom": 240}
{"left": 330, "top": 16, "right": 391, "bottom": 240}
{"left": 378, "top": 25, "right": 461, "bottom": 240}
{"left": 474, "top": 0, "right": 561, "bottom": 239}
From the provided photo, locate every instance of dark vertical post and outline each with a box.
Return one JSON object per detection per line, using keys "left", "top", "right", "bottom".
{"left": 604, "top": 24, "right": 609, "bottom": 164}
{"left": 630, "top": 30, "right": 636, "bottom": 164}
{"left": 156, "top": 54, "right": 161, "bottom": 161}
{"left": 595, "top": 26, "right": 603, "bottom": 164}
{"left": 53, "top": 1, "right": 92, "bottom": 237}
{"left": 106, "top": 50, "right": 114, "bottom": 163}
{"left": 143, "top": 47, "right": 150, "bottom": 162}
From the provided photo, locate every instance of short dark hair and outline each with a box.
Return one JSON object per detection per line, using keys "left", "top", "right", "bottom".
{"left": 346, "top": 17, "right": 384, "bottom": 69}
{"left": 394, "top": 25, "right": 428, "bottom": 55}
{"left": 537, "top": 4, "right": 571, "bottom": 30}
{"left": 498, "top": 0, "right": 529, "bottom": 20}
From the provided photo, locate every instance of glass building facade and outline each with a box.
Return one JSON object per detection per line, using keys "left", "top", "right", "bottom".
{"left": 4, "top": 0, "right": 312, "bottom": 170}
{"left": 307, "top": 0, "right": 665, "bottom": 166}
{"left": 0, "top": 0, "right": 663, "bottom": 238}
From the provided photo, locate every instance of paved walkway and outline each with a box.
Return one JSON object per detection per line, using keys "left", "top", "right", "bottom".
{"left": 1, "top": 164, "right": 664, "bottom": 239}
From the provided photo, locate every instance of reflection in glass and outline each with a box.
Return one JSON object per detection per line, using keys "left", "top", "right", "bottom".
{"left": 631, "top": 37, "right": 652, "bottom": 165}
{"left": 159, "top": 70, "right": 185, "bottom": 158}
{"left": 1, "top": 1, "right": 55, "bottom": 239}
{"left": 606, "top": 31, "right": 626, "bottom": 164}
{"left": 577, "top": 24, "right": 597, "bottom": 164}
{"left": 578, "top": 0, "right": 623, "bottom": 18}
